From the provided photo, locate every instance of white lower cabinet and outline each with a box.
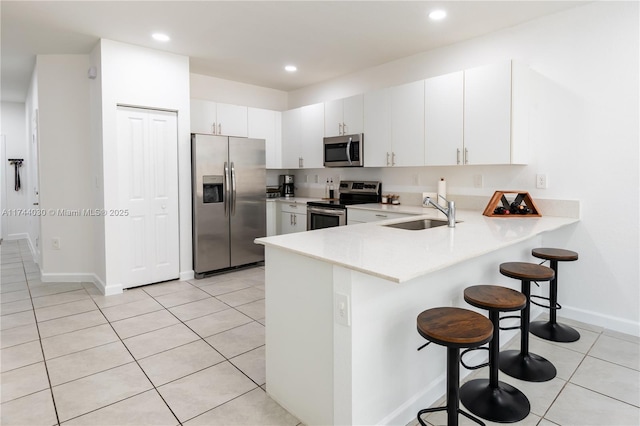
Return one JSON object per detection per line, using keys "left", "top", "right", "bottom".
{"left": 347, "top": 208, "right": 413, "bottom": 225}
{"left": 266, "top": 201, "right": 277, "bottom": 236}
{"left": 279, "top": 203, "right": 307, "bottom": 234}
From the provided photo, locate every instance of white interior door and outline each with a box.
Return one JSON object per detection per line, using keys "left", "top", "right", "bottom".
{"left": 29, "top": 110, "right": 41, "bottom": 264}
{"left": 117, "top": 107, "right": 179, "bottom": 288}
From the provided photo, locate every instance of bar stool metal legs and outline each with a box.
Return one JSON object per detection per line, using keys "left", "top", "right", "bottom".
{"left": 530, "top": 248, "right": 581, "bottom": 342}
{"left": 498, "top": 263, "right": 557, "bottom": 382}
{"left": 459, "top": 285, "right": 530, "bottom": 423}
{"left": 416, "top": 307, "right": 493, "bottom": 426}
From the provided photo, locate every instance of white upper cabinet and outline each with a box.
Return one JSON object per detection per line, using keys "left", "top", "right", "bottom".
{"left": 301, "top": 103, "right": 325, "bottom": 168}
{"left": 190, "top": 99, "right": 248, "bottom": 137}
{"left": 364, "top": 82, "right": 424, "bottom": 167}
{"left": 324, "top": 94, "right": 364, "bottom": 137}
{"left": 391, "top": 80, "right": 425, "bottom": 167}
{"left": 424, "top": 71, "right": 464, "bottom": 166}
{"left": 363, "top": 88, "right": 392, "bottom": 167}
{"left": 248, "top": 107, "right": 282, "bottom": 169}
{"left": 463, "top": 61, "right": 530, "bottom": 165}
{"left": 281, "top": 108, "right": 302, "bottom": 169}
{"left": 281, "top": 103, "right": 323, "bottom": 169}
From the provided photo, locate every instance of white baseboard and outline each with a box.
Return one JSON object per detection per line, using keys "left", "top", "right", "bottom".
{"left": 180, "top": 270, "right": 195, "bottom": 281}
{"left": 41, "top": 272, "right": 95, "bottom": 283}
{"left": 40, "top": 272, "right": 123, "bottom": 296}
{"left": 561, "top": 305, "right": 640, "bottom": 337}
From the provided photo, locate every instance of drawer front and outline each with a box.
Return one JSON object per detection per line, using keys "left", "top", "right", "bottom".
{"left": 347, "top": 209, "right": 412, "bottom": 223}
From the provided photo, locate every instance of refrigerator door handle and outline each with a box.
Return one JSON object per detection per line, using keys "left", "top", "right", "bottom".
{"left": 230, "top": 162, "right": 237, "bottom": 216}
{"left": 224, "top": 161, "right": 230, "bottom": 218}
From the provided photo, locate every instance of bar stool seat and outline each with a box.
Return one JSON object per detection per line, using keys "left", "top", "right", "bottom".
{"left": 417, "top": 307, "right": 493, "bottom": 426}
{"left": 530, "top": 248, "right": 581, "bottom": 342}
{"left": 499, "top": 262, "right": 557, "bottom": 382}
{"left": 460, "top": 285, "right": 530, "bottom": 423}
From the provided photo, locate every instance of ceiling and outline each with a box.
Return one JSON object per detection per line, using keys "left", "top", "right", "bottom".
{"left": 1, "top": 1, "right": 585, "bottom": 103}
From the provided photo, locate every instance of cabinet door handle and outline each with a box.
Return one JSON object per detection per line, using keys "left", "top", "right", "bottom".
{"left": 218, "top": 123, "right": 222, "bottom": 135}
{"left": 343, "top": 122, "right": 348, "bottom": 134}
{"left": 299, "top": 157, "right": 304, "bottom": 168}
{"left": 457, "top": 148, "right": 461, "bottom": 165}
{"left": 339, "top": 123, "right": 343, "bottom": 135}
{"left": 464, "top": 148, "right": 469, "bottom": 165}
{"left": 290, "top": 213, "right": 293, "bottom": 226}
{"left": 391, "top": 152, "right": 396, "bottom": 166}
{"left": 293, "top": 214, "right": 297, "bottom": 226}
{"left": 212, "top": 122, "right": 217, "bottom": 134}
{"left": 386, "top": 152, "right": 390, "bottom": 166}
{"left": 375, "top": 214, "right": 387, "bottom": 218}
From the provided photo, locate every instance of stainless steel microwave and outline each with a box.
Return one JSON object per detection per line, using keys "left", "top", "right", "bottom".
{"left": 323, "top": 133, "right": 363, "bottom": 167}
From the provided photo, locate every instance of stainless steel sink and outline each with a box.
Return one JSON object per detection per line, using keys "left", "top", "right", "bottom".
{"left": 383, "top": 219, "right": 451, "bottom": 230}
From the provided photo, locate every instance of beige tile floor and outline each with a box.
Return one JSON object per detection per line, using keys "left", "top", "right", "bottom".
{"left": 1, "top": 239, "right": 639, "bottom": 426}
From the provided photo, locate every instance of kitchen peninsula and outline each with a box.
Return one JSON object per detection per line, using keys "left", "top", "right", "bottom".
{"left": 255, "top": 206, "right": 579, "bottom": 426}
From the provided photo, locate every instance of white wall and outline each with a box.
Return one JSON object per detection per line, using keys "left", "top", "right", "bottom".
{"left": 190, "top": 73, "right": 287, "bottom": 111}
{"left": 289, "top": 2, "right": 640, "bottom": 334}
{"left": 1, "top": 102, "right": 29, "bottom": 240}
{"left": 35, "top": 55, "right": 95, "bottom": 278}
{"left": 98, "top": 39, "right": 191, "bottom": 292}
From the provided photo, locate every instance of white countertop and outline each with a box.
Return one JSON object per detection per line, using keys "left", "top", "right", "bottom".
{"left": 255, "top": 206, "right": 579, "bottom": 283}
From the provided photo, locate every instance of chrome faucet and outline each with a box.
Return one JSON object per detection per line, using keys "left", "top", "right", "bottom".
{"left": 423, "top": 195, "right": 456, "bottom": 228}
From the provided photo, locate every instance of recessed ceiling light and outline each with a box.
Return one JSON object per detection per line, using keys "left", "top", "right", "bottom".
{"left": 285, "top": 65, "right": 297, "bottom": 72}
{"left": 152, "top": 33, "right": 170, "bottom": 42}
{"left": 428, "top": 10, "right": 447, "bottom": 21}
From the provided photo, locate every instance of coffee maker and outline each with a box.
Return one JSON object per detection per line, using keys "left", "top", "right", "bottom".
{"left": 279, "top": 174, "right": 295, "bottom": 198}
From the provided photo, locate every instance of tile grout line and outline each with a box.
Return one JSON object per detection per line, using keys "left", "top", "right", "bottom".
{"left": 79, "top": 295, "right": 185, "bottom": 426}
{"left": 19, "top": 253, "right": 63, "bottom": 426}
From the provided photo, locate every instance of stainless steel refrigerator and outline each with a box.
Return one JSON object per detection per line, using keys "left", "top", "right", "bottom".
{"left": 192, "top": 134, "right": 266, "bottom": 277}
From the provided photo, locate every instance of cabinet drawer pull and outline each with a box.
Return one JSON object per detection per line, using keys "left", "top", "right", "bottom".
{"left": 375, "top": 214, "right": 388, "bottom": 218}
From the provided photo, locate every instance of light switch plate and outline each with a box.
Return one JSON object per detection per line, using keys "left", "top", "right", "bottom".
{"left": 334, "top": 293, "right": 351, "bottom": 326}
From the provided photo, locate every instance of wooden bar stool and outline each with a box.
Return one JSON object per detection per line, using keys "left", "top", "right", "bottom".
{"left": 459, "top": 285, "right": 530, "bottom": 423}
{"left": 498, "top": 262, "right": 557, "bottom": 382}
{"left": 530, "top": 248, "right": 581, "bottom": 342}
{"left": 416, "top": 307, "right": 493, "bottom": 426}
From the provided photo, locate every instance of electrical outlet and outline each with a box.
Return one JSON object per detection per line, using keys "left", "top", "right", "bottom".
{"left": 536, "top": 174, "right": 548, "bottom": 189}
{"left": 52, "top": 238, "right": 61, "bottom": 250}
{"left": 334, "top": 293, "right": 351, "bottom": 326}
{"left": 473, "top": 174, "right": 484, "bottom": 188}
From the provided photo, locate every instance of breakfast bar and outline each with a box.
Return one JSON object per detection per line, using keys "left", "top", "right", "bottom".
{"left": 255, "top": 208, "right": 579, "bottom": 426}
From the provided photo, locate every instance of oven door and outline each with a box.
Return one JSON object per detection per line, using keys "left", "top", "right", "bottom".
{"left": 307, "top": 205, "right": 347, "bottom": 230}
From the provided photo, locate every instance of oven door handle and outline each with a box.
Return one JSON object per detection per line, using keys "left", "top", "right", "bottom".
{"left": 346, "top": 137, "right": 353, "bottom": 165}
{"left": 308, "top": 206, "right": 346, "bottom": 216}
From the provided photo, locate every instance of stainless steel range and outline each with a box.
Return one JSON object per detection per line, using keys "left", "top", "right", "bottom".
{"left": 307, "top": 181, "right": 381, "bottom": 231}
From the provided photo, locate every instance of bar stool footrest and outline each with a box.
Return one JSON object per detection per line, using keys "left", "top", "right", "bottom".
{"left": 460, "top": 347, "right": 489, "bottom": 370}
{"left": 499, "top": 315, "right": 521, "bottom": 331}
{"left": 417, "top": 406, "right": 486, "bottom": 426}
{"left": 530, "top": 294, "right": 562, "bottom": 310}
